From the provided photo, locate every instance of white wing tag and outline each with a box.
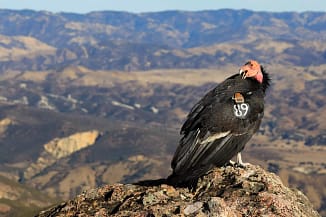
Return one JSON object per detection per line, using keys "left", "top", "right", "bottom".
{"left": 233, "top": 103, "right": 249, "bottom": 118}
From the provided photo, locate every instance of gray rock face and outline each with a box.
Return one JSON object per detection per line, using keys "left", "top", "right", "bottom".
{"left": 36, "top": 164, "right": 320, "bottom": 217}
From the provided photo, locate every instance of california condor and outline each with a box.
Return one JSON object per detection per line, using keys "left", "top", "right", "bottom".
{"left": 168, "top": 60, "right": 270, "bottom": 187}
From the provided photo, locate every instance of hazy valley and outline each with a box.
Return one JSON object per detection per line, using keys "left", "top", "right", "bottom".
{"left": 0, "top": 9, "right": 325, "bottom": 216}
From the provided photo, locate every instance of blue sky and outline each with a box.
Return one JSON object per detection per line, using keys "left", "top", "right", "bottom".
{"left": 0, "top": 0, "right": 325, "bottom": 13}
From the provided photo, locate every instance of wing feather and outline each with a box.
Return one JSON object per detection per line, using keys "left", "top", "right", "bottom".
{"left": 171, "top": 133, "right": 254, "bottom": 182}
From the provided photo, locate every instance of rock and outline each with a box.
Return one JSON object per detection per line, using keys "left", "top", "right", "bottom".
{"left": 44, "top": 130, "right": 100, "bottom": 158}
{"left": 24, "top": 130, "right": 100, "bottom": 179}
{"left": 36, "top": 164, "right": 320, "bottom": 217}
{"left": 0, "top": 118, "right": 14, "bottom": 136}
{"left": 184, "top": 202, "right": 203, "bottom": 215}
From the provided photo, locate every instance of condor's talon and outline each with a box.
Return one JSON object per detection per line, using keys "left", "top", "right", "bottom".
{"left": 235, "top": 152, "right": 251, "bottom": 168}
{"left": 227, "top": 158, "right": 250, "bottom": 168}
{"left": 228, "top": 160, "right": 236, "bottom": 166}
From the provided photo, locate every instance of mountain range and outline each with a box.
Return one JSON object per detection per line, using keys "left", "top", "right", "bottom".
{"left": 0, "top": 9, "right": 325, "bottom": 216}
{"left": 0, "top": 9, "right": 326, "bottom": 72}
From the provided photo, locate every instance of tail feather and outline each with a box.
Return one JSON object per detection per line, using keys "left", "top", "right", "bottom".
{"left": 134, "top": 178, "right": 167, "bottom": 186}
{"left": 167, "top": 172, "right": 199, "bottom": 191}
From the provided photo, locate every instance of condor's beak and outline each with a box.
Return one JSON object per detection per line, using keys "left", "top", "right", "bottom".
{"left": 239, "top": 69, "right": 247, "bottom": 79}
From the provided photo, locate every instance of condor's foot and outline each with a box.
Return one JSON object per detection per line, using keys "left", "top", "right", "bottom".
{"left": 228, "top": 152, "right": 250, "bottom": 168}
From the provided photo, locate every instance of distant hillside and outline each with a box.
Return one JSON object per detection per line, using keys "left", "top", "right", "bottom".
{"left": 0, "top": 9, "right": 326, "bottom": 71}
{"left": 0, "top": 9, "right": 325, "bottom": 216}
{"left": 0, "top": 174, "right": 58, "bottom": 217}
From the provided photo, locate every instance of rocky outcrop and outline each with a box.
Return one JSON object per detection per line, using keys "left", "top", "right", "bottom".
{"left": 36, "top": 164, "right": 320, "bottom": 217}
{"left": 0, "top": 118, "right": 14, "bottom": 136}
{"left": 24, "top": 130, "right": 100, "bottom": 179}
{"left": 44, "top": 130, "right": 100, "bottom": 158}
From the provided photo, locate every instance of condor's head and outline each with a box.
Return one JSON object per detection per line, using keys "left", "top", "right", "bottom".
{"left": 239, "top": 60, "right": 270, "bottom": 92}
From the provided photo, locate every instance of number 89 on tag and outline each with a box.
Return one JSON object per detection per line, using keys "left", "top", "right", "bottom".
{"left": 233, "top": 103, "right": 249, "bottom": 118}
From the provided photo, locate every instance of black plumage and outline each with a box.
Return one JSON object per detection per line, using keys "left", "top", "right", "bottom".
{"left": 168, "top": 60, "right": 270, "bottom": 187}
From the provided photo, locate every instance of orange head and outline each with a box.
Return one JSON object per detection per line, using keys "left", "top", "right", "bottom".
{"left": 239, "top": 60, "right": 263, "bottom": 83}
